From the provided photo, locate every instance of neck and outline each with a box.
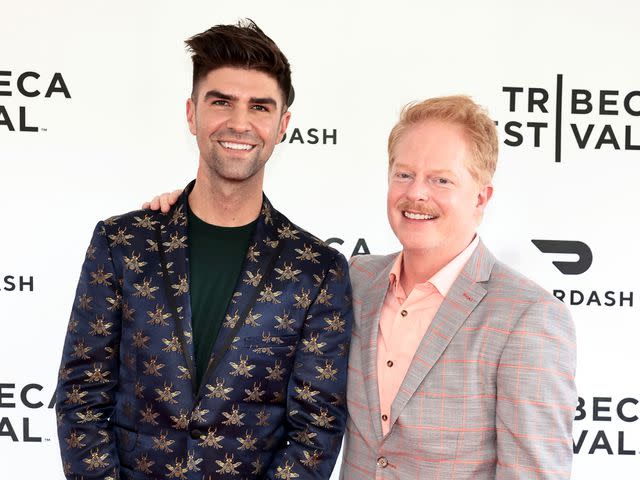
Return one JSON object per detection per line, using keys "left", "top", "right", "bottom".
{"left": 400, "top": 235, "right": 475, "bottom": 295}
{"left": 188, "top": 165, "right": 263, "bottom": 227}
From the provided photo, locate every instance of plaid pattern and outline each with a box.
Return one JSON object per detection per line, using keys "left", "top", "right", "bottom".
{"left": 341, "top": 240, "right": 576, "bottom": 479}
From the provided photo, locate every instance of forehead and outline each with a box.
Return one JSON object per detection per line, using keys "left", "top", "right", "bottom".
{"left": 196, "top": 66, "right": 283, "bottom": 104}
{"left": 393, "top": 120, "right": 471, "bottom": 170}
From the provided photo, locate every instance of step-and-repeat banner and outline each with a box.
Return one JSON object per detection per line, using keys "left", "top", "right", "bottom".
{"left": 2, "top": 1, "right": 638, "bottom": 478}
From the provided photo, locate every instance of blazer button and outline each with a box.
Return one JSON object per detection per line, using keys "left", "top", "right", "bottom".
{"left": 400, "top": 309, "right": 408, "bottom": 317}
{"left": 377, "top": 456, "right": 389, "bottom": 468}
{"left": 190, "top": 428, "right": 204, "bottom": 440}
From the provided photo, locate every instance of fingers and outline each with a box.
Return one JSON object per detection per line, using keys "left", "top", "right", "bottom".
{"left": 142, "top": 189, "right": 184, "bottom": 213}
{"left": 170, "top": 189, "right": 182, "bottom": 203}
{"left": 160, "top": 194, "right": 172, "bottom": 214}
{"left": 150, "top": 195, "right": 163, "bottom": 211}
{"left": 160, "top": 189, "right": 183, "bottom": 213}
{"left": 141, "top": 197, "right": 160, "bottom": 210}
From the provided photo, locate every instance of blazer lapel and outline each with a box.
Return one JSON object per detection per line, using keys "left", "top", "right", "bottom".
{"left": 389, "top": 240, "right": 495, "bottom": 428}
{"left": 358, "top": 254, "right": 396, "bottom": 442}
{"left": 195, "top": 194, "right": 285, "bottom": 400}
{"left": 155, "top": 182, "right": 196, "bottom": 391}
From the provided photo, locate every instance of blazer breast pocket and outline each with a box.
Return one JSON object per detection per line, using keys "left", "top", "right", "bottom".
{"left": 243, "top": 334, "right": 299, "bottom": 359}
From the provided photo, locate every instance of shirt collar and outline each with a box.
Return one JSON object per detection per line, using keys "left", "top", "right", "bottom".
{"left": 389, "top": 235, "right": 480, "bottom": 301}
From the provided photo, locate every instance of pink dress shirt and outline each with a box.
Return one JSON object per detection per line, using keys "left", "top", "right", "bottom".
{"left": 377, "top": 236, "right": 479, "bottom": 435}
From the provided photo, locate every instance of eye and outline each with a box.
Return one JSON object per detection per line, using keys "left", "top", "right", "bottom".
{"left": 394, "top": 172, "right": 412, "bottom": 179}
{"left": 211, "top": 99, "right": 230, "bottom": 107}
{"left": 251, "top": 104, "right": 269, "bottom": 112}
{"left": 434, "top": 177, "right": 451, "bottom": 185}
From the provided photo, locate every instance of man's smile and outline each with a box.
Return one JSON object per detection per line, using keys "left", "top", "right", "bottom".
{"left": 218, "top": 140, "right": 256, "bottom": 151}
{"left": 402, "top": 210, "right": 438, "bottom": 221}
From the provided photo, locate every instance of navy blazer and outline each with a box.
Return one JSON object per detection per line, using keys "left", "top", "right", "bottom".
{"left": 56, "top": 183, "right": 353, "bottom": 479}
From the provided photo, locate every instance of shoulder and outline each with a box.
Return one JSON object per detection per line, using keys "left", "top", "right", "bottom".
{"left": 348, "top": 253, "right": 397, "bottom": 272}
{"left": 97, "top": 207, "right": 171, "bottom": 233}
{"left": 489, "top": 259, "right": 558, "bottom": 303}
{"left": 272, "top": 209, "right": 344, "bottom": 266}
{"left": 488, "top": 258, "right": 573, "bottom": 329}
{"left": 87, "top": 208, "right": 173, "bottom": 254}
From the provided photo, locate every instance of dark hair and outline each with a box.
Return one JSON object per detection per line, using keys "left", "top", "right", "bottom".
{"left": 185, "top": 19, "right": 294, "bottom": 107}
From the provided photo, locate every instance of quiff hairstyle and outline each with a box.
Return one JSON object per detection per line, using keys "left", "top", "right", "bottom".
{"left": 185, "top": 19, "right": 294, "bottom": 108}
{"left": 387, "top": 95, "right": 498, "bottom": 185}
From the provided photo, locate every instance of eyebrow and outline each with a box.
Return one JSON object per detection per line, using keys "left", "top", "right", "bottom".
{"left": 392, "top": 164, "right": 457, "bottom": 176}
{"left": 391, "top": 163, "right": 412, "bottom": 171}
{"left": 428, "top": 169, "right": 457, "bottom": 176}
{"left": 203, "top": 89, "right": 278, "bottom": 107}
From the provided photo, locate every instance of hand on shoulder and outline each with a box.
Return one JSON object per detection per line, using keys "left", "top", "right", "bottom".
{"left": 141, "top": 189, "right": 183, "bottom": 213}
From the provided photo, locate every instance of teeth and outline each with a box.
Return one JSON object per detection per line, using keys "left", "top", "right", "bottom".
{"left": 404, "top": 211, "right": 435, "bottom": 220}
{"left": 220, "top": 141, "right": 254, "bottom": 151}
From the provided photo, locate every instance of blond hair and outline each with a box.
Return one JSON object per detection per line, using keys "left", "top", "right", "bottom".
{"left": 388, "top": 95, "right": 498, "bottom": 185}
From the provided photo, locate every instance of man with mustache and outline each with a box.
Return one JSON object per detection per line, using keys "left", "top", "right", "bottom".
{"left": 56, "top": 20, "right": 352, "bottom": 480}
{"left": 147, "top": 95, "right": 577, "bottom": 479}
{"left": 339, "top": 96, "right": 576, "bottom": 479}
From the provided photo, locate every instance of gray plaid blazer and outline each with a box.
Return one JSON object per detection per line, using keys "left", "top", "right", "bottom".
{"left": 340, "top": 240, "right": 576, "bottom": 479}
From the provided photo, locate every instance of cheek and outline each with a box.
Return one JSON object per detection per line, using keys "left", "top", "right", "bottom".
{"left": 441, "top": 197, "right": 476, "bottom": 224}
{"left": 387, "top": 184, "right": 405, "bottom": 206}
{"left": 199, "top": 110, "right": 226, "bottom": 131}
{"left": 258, "top": 117, "right": 282, "bottom": 140}
{"left": 386, "top": 194, "right": 399, "bottom": 225}
{"left": 386, "top": 193, "right": 400, "bottom": 221}
{"left": 434, "top": 190, "right": 461, "bottom": 209}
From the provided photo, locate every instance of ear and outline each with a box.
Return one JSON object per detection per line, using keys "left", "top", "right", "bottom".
{"left": 276, "top": 110, "right": 292, "bottom": 143}
{"left": 186, "top": 98, "right": 196, "bottom": 135}
{"left": 476, "top": 183, "right": 493, "bottom": 212}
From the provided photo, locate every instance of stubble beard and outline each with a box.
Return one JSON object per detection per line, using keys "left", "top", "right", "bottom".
{"left": 202, "top": 144, "right": 267, "bottom": 185}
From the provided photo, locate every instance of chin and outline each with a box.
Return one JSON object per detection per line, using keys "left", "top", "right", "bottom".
{"left": 403, "top": 242, "right": 436, "bottom": 253}
{"left": 213, "top": 165, "right": 260, "bottom": 182}
{"left": 396, "top": 235, "right": 428, "bottom": 251}
{"left": 400, "top": 232, "right": 443, "bottom": 252}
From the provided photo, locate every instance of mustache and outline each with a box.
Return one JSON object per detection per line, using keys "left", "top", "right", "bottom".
{"left": 396, "top": 200, "right": 440, "bottom": 217}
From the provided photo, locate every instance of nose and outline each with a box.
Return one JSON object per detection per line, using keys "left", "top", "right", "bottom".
{"left": 405, "top": 178, "right": 430, "bottom": 202}
{"left": 225, "top": 106, "right": 251, "bottom": 133}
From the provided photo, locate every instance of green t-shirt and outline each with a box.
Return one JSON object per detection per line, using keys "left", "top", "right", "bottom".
{"left": 187, "top": 207, "right": 257, "bottom": 390}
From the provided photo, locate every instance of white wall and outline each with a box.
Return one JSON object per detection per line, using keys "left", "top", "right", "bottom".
{"left": 1, "top": 1, "right": 639, "bottom": 478}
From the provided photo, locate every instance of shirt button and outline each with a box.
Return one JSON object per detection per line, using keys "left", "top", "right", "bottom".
{"left": 387, "top": 360, "right": 394, "bottom": 367}
{"left": 189, "top": 428, "right": 203, "bottom": 440}
{"left": 400, "top": 309, "right": 408, "bottom": 317}
{"left": 381, "top": 414, "right": 388, "bottom": 421}
{"left": 377, "top": 456, "right": 389, "bottom": 468}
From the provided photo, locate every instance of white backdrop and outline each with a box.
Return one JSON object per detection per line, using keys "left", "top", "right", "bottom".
{"left": 1, "top": 1, "right": 639, "bottom": 478}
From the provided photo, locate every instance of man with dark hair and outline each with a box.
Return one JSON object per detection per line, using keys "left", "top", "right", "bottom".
{"left": 56, "top": 20, "right": 352, "bottom": 480}
{"left": 186, "top": 21, "right": 294, "bottom": 108}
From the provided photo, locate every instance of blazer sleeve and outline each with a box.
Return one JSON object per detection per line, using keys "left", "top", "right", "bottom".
{"left": 496, "top": 297, "right": 577, "bottom": 480}
{"left": 55, "top": 221, "right": 122, "bottom": 480}
{"left": 263, "top": 253, "right": 354, "bottom": 479}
